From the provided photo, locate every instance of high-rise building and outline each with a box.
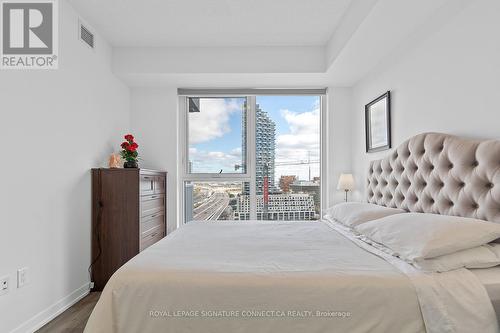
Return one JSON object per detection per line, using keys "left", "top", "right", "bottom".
{"left": 236, "top": 104, "right": 319, "bottom": 221}
{"left": 290, "top": 180, "right": 321, "bottom": 213}
{"left": 279, "top": 175, "right": 296, "bottom": 193}
{"left": 243, "top": 103, "right": 277, "bottom": 194}
{"left": 234, "top": 193, "right": 316, "bottom": 221}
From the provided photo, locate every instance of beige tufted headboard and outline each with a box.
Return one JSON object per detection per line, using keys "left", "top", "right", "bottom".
{"left": 367, "top": 133, "right": 500, "bottom": 223}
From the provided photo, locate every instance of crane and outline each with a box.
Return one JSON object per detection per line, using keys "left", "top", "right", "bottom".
{"left": 275, "top": 151, "right": 319, "bottom": 181}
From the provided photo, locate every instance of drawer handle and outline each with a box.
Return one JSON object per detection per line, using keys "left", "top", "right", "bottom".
{"left": 150, "top": 232, "right": 157, "bottom": 238}
{"left": 143, "top": 176, "right": 152, "bottom": 180}
{"left": 151, "top": 214, "right": 158, "bottom": 218}
{"left": 151, "top": 195, "right": 158, "bottom": 199}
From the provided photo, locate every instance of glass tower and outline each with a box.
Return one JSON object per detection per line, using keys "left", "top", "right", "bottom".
{"left": 243, "top": 104, "right": 277, "bottom": 195}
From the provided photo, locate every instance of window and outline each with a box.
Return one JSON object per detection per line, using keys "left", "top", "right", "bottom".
{"left": 180, "top": 90, "right": 326, "bottom": 223}
{"left": 253, "top": 96, "right": 321, "bottom": 220}
{"left": 184, "top": 181, "right": 247, "bottom": 221}
{"left": 187, "top": 97, "right": 247, "bottom": 174}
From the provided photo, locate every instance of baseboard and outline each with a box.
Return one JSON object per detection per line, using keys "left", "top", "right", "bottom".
{"left": 10, "top": 283, "right": 90, "bottom": 333}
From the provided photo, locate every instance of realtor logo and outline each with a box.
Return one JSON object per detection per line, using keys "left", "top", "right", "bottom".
{"left": 1, "top": 0, "right": 58, "bottom": 69}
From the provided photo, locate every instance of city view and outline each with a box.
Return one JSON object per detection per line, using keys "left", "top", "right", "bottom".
{"left": 186, "top": 96, "right": 320, "bottom": 222}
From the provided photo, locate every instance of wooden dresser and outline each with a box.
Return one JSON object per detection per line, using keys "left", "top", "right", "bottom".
{"left": 91, "top": 168, "right": 167, "bottom": 291}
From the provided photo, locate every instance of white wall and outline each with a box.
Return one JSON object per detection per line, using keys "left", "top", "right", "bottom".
{"left": 349, "top": 0, "right": 500, "bottom": 201}
{"left": 0, "top": 2, "right": 130, "bottom": 332}
{"left": 130, "top": 88, "right": 179, "bottom": 233}
{"left": 327, "top": 88, "right": 353, "bottom": 205}
{"left": 114, "top": 46, "right": 326, "bottom": 75}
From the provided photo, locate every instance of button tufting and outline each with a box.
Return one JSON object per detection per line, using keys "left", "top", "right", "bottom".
{"left": 363, "top": 135, "right": 500, "bottom": 218}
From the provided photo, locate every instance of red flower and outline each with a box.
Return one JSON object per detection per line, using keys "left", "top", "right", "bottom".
{"left": 121, "top": 134, "right": 139, "bottom": 154}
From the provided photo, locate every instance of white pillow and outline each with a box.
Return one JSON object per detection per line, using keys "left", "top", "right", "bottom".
{"left": 412, "top": 243, "right": 500, "bottom": 272}
{"left": 356, "top": 213, "right": 500, "bottom": 261}
{"left": 323, "top": 202, "right": 405, "bottom": 228}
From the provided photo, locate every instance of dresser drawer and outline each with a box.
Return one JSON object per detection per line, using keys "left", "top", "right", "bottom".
{"left": 140, "top": 225, "right": 164, "bottom": 251}
{"left": 154, "top": 176, "right": 166, "bottom": 194}
{"left": 141, "top": 213, "right": 165, "bottom": 234}
{"left": 140, "top": 175, "right": 155, "bottom": 195}
{"left": 141, "top": 194, "right": 165, "bottom": 217}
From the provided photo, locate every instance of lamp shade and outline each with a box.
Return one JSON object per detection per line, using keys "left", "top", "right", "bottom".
{"left": 337, "top": 173, "right": 355, "bottom": 191}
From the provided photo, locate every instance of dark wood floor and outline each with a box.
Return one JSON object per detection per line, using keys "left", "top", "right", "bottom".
{"left": 36, "top": 292, "right": 100, "bottom": 333}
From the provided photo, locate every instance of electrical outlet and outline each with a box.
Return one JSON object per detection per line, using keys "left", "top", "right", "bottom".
{"left": 0, "top": 276, "right": 9, "bottom": 296}
{"left": 17, "top": 267, "right": 29, "bottom": 288}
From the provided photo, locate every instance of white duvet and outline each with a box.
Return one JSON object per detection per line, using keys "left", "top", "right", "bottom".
{"left": 84, "top": 221, "right": 498, "bottom": 333}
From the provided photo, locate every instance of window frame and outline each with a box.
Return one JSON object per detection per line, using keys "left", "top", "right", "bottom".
{"left": 178, "top": 91, "right": 327, "bottom": 224}
{"left": 182, "top": 95, "right": 253, "bottom": 180}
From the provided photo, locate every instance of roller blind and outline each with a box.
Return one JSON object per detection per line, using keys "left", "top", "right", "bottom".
{"left": 177, "top": 88, "right": 327, "bottom": 96}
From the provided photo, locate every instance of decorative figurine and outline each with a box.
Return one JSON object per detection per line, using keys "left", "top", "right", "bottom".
{"left": 108, "top": 153, "right": 122, "bottom": 168}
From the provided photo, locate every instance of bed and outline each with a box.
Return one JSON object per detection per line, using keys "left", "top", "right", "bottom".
{"left": 84, "top": 133, "right": 500, "bottom": 333}
{"left": 472, "top": 267, "right": 500, "bottom": 321}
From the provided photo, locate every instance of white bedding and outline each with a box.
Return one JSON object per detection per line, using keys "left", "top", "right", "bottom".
{"left": 328, "top": 221, "right": 499, "bottom": 333}
{"left": 471, "top": 267, "right": 500, "bottom": 323}
{"left": 84, "top": 221, "right": 498, "bottom": 333}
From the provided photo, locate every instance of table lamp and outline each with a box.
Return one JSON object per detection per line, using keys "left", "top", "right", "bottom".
{"left": 337, "top": 173, "right": 355, "bottom": 202}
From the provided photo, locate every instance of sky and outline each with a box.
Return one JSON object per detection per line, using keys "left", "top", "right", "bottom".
{"left": 189, "top": 96, "right": 320, "bottom": 182}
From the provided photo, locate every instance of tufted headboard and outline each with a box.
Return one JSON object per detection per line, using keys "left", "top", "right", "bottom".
{"left": 367, "top": 133, "right": 500, "bottom": 223}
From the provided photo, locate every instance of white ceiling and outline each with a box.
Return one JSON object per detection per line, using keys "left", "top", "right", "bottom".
{"left": 67, "top": 0, "right": 467, "bottom": 87}
{"left": 68, "top": 0, "right": 353, "bottom": 47}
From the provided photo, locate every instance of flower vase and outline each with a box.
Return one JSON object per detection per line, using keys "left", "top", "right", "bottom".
{"left": 124, "top": 160, "right": 138, "bottom": 168}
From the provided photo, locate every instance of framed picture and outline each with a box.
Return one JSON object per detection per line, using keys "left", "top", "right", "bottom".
{"left": 365, "top": 91, "right": 391, "bottom": 153}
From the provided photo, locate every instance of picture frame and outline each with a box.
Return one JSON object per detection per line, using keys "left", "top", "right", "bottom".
{"left": 365, "top": 91, "right": 391, "bottom": 153}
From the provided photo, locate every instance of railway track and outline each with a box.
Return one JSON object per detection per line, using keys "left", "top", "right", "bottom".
{"left": 193, "top": 192, "right": 230, "bottom": 220}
